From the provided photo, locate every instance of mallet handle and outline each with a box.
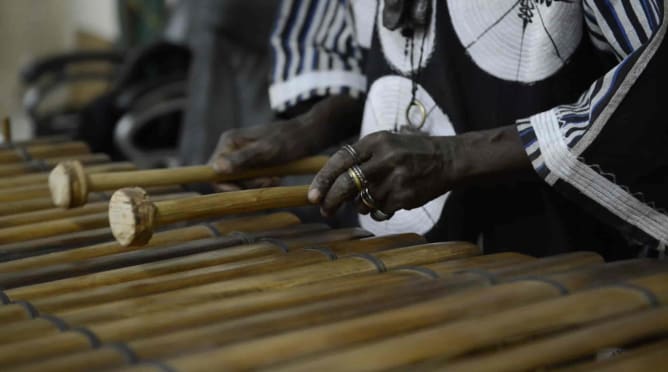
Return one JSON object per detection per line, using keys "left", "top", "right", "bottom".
{"left": 90, "top": 156, "right": 328, "bottom": 191}
{"left": 157, "top": 185, "right": 311, "bottom": 226}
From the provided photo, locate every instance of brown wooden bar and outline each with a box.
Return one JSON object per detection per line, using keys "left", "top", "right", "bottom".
{"left": 0, "top": 252, "right": 591, "bottom": 371}
{"left": 260, "top": 272, "right": 668, "bottom": 372}
{"left": 0, "top": 142, "right": 90, "bottom": 165}
{"left": 0, "top": 234, "right": 426, "bottom": 347}
{"left": 17, "top": 253, "right": 610, "bottom": 371}
{"left": 0, "top": 253, "right": 644, "bottom": 370}
{"left": 50, "top": 156, "right": 328, "bottom": 208}
{"left": 442, "top": 300, "right": 668, "bottom": 371}
{"left": 0, "top": 201, "right": 109, "bottom": 229}
{"left": 0, "top": 184, "right": 53, "bottom": 202}
{"left": 100, "top": 255, "right": 642, "bottom": 372}
{"left": 0, "top": 254, "right": 534, "bottom": 371}
{"left": 0, "top": 242, "right": 477, "bottom": 365}
{"left": 0, "top": 227, "right": 115, "bottom": 262}
{"left": 553, "top": 338, "right": 668, "bottom": 372}
{"left": 0, "top": 153, "right": 109, "bottom": 178}
{"left": 0, "top": 212, "right": 301, "bottom": 272}
{"left": 0, "top": 225, "right": 360, "bottom": 292}
{"left": 0, "top": 243, "right": 663, "bottom": 372}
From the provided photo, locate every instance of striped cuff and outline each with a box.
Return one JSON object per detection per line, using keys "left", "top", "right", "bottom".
{"left": 269, "top": 71, "right": 367, "bottom": 113}
{"left": 517, "top": 109, "right": 668, "bottom": 245}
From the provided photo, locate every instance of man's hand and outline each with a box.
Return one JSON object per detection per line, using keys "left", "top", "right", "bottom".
{"left": 209, "top": 119, "right": 312, "bottom": 174}
{"left": 209, "top": 95, "right": 365, "bottom": 181}
{"left": 308, "top": 125, "right": 532, "bottom": 217}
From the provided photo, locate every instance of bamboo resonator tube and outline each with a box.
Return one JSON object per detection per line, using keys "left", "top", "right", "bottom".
{"left": 50, "top": 156, "right": 328, "bottom": 208}
{"left": 109, "top": 186, "right": 312, "bottom": 246}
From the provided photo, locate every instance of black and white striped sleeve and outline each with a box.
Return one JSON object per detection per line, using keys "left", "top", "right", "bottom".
{"left": 517, "top": 0, "right": 668, "bottom": 249}
{"left": 269, "top": 0, "right": 367, "bottom": 112}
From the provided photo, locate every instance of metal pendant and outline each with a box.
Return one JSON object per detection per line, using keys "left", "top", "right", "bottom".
{"left": 398, "top": 98, "right": 428, "bottom": 135}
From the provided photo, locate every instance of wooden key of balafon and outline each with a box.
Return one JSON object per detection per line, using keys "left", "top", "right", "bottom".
{"left": 0, "top": 142, "right": 90, "bottom": 165}
{"left": 109, "top": 186, "right": 313, "bottom": 246}
{"left": 0, "top": 153, "right": 110, "bottom": 178}
{"left": 50, "top": 156, "right": 328, "bottom": 208}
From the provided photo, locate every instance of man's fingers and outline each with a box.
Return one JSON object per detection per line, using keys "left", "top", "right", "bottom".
{"left": 367, "top": 179, "right": 401, "bottom": 214}
{"left": 320, "top": 172, "right": 359, "bottom": 216}
{"left": 355, "top": 195, "right": 371, "bottom": 215}
{"left": 213, "top": 142, "right": 269, "bottom": 174}
{"left": 308, "top": 146, "right": 360, "bottom": 203}
{"left": 319, "top": 159, "right": 386, "bottom": 216}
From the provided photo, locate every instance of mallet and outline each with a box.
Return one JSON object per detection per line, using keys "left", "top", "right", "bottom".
{"left": 50, "top": 156, "right": 328, "bottom": 208}
{"left": 109, "top": 185, "right": 313, "bottom": 246}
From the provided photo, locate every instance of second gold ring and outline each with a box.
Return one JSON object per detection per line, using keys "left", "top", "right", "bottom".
{"left": 347, "top": 165, "right": 367, "bottom": 192}
{"left": 360, "top": 187, "right": 378, "bottom": 210}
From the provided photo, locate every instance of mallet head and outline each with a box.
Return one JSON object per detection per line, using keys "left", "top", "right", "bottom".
{"left": 109, "top": 187, "right": 157, "bottom": 247}
{"left": 49, "top": 160, "right": 89, "bottom": 208}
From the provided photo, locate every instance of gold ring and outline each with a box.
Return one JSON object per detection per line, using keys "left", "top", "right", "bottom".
{"left": 360, "top": 187, "right": 378, "bottom": 210}
{"left": 341, "top": 145, "right": 360, "bottom": 164}
{"left": 405, "top": 99, "right": 427, "bottom": 130}
{"left": 371, "top": 209, "right": 393, "bottom": 221}
{"left": 348, "top": 165, "right": 367, "bottom": 192}
{"left": 347, "top": 168, "right": 363, "bottom": 191}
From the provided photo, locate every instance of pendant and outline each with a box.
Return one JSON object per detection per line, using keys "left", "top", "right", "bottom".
{"left": 399, "top": 98, "right": 427, "bottom": 134}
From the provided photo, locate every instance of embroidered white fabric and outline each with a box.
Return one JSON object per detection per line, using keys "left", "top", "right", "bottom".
{"left": 448, "top": 0, "right": 583, "bottom": 83}
{"left": 358, "top": 75, "right": 455, "bottom": 236}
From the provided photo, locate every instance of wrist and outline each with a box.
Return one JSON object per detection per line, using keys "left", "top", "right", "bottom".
{"left": 296, "top": 95, "right": 365, "bottom": 152}
{"left": 437, "top": 125, "right": 533, "bottom": 188}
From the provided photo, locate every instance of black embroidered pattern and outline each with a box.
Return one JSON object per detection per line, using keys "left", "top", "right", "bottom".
{"left": 464, "top": 0, "right": 575, "bottom": 81}
{"left": 518, "top": 0, "right": 573, "bottom": 29}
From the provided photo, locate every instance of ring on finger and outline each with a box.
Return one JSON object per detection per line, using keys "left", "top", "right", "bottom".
{"left": 347, "top": 165, "right": 367, "bottom": 192}
{"left": 360, "top": 187, "right": 378, "bottom": 210}
{"left": 371, "top": 208, "right": 394, "bottom": 222}
{"left": 341, "top": 144, "right": 360, "bottom": 164}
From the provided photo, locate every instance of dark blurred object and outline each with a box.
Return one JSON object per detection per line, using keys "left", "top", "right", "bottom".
{"left": 21, "top": 50, "right": 123, "bottom": 137}
{"left": 21, "top": 0, "right": 171, "bottom": 138}
{"left": 79, "top": 40, "right": 190, "bottom": 166}
{"left": 21, "top": 0, "right": 278, "bottom": 169}
{"left": 177, "top": 0, "right": 278, "bottom": 166}
{"left": 20, "top": 0, "right": 192, "bottom": 167}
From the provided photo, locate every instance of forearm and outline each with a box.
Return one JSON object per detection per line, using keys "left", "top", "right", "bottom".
{"left": 440, "top": 125, "right": 534, "bottom": 188}
{"left": 296, "top": 95, "right": 365, "bottom": 154}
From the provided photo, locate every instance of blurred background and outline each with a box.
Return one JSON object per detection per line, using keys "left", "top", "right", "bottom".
{"left": 0, "top": 0, "right": 123, "bottom": 140}
{"left": 0, "top": 0, "right": 277, "bottom": 168}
